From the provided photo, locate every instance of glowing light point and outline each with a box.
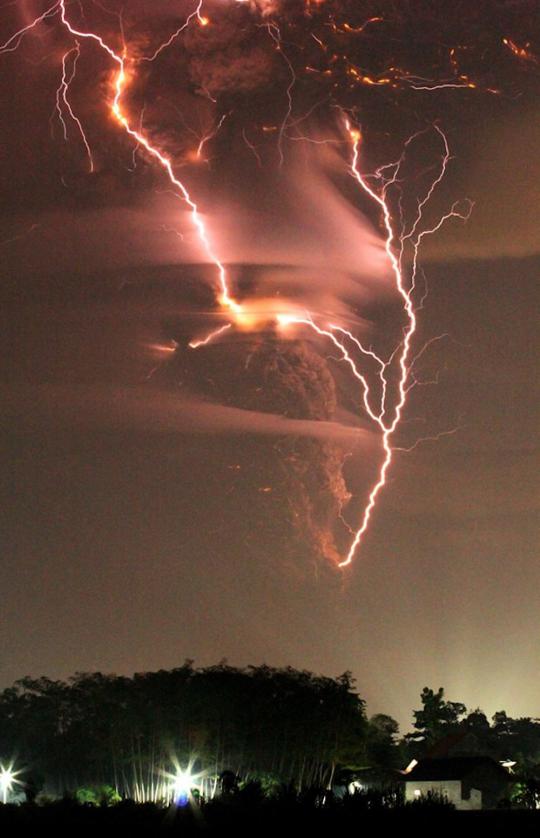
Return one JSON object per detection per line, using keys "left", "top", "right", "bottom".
{"left": 0, "top": 766, "right": 16, "bottom": 805}
{"left": 173, "top": 769, "right": 194, "bottom": 807}
{"left": 276, "top": 313, "right": 297, "bottom": 328}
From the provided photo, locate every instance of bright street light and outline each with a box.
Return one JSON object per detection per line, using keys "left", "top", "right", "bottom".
{"left": 172, "top": 769, "right": 194, "bottom": 807}
{"left": 0, "top": 767, "right": 15, "bottom": 805}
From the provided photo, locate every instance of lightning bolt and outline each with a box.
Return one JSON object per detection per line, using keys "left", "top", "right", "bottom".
{"left": 1, "top": 0, "right": 241, "bottom": 318}
{"left": 278, "top": 121, "right": 471, "bottom": 567}
{"left": 265, "top": 21, "right": 297, "bottom": 167}
{"left": 54, "top": 42, "right": 94, "bottom": 172}
{"left": 189, "top": 323, "right": 232, "bottom": 349}
{"left": 0, "top": 2, "right": 60, "bottom": 53}
{"left": 138, "top": 0, "right": 207, "bottom": 63}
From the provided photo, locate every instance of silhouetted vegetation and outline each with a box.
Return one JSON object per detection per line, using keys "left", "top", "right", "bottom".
{"left": 1, "top": 792, "right": 540, "bottom": 836}
{"left": 0, "top": 663, "right": 370, "bottom": 798}
{"left": 405, "top": 687, "right": 540, "bottom": 779}
{"left": 1, "top": 666, "right": 539, "bottom": 817}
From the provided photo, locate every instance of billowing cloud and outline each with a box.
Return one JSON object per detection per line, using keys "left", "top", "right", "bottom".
{"left": 155, "top": 335, "right": 370, "bottom": 563}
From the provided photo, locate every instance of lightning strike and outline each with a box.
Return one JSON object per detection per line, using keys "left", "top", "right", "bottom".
{"left": 55, "top": 42, "right": 94, "bottom": 172}
{"left": 241, "top": 127, "right": 262, "bottom": 167}
{"left": 0, "top": 1, "right": 60, "bottom": 53}
{"left": 139, "top": 0, "right": 207, "bottom": 63}
{"left": 189, "top": 323, "right": 232, "bottom": 349}
{"left": 265, "top": 21, "right": 297, "bottom": 167}
{"left": 394, "top": 425, "right": 461, "bottom": 454}
{"left": 196, "top": 112, "right": 229, "bottom": 161}
{"left": 277, "top": 120, "right": 468, "bottom": 567}
{"left": 46, "top": 0, "right": 241, "bottom": 318}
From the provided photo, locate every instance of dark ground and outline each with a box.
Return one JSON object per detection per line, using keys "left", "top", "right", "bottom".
{"left": 1, "top": 801, "right": 540, "bottom": 837}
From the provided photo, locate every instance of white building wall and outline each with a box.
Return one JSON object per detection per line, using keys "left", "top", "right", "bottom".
{"left": 405, "top": 779, "right": 482, "bottom": 810}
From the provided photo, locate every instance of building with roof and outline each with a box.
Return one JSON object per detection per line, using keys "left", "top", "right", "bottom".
{"left": 403, "top": 756, "right": 511, "bottom": 810}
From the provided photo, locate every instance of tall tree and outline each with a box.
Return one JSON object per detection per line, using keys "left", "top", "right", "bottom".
{"left": 367, "top": 713, "right": 402, "bottom": 769}
{"left": 405, "top": 687, "right": 466, "bottom": 755}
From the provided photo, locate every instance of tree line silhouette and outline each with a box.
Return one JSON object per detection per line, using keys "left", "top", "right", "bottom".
{"left": 1, "top": 664, "right": 539, "bottom": 805}
{"left": 0, "top": 663, "right": 367, "bottom": 799}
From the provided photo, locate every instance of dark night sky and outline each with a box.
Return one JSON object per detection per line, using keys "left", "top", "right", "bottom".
{"left": 0, "top": 0, "right": 539, "bottom": 731}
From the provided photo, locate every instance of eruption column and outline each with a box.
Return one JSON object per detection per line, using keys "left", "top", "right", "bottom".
{"left": 1, "top": 2, "right": 475, "bottom": 570}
